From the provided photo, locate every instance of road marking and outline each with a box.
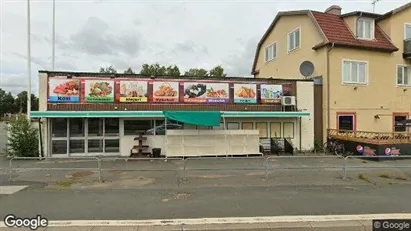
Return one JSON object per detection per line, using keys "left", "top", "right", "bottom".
{"left": 1, "top": 213, "right": 410, "bottom": 227}
{"left": 0, "top": 186, "right": 28, "bottom": 195}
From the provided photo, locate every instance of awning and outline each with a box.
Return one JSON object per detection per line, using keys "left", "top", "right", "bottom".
{"left": 31, "top": 111, "right": 310, "bottom": 118}
{"left": 163, "top": 111, "right": 222, "bottom": 126}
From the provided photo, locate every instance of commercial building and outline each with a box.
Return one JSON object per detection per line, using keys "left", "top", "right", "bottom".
{"left": 32, "top": 71, "right": 317, "bottom": 157}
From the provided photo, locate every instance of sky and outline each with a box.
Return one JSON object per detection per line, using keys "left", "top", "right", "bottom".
{"left": 0, "top": 0, "right": 409, "bottom": 96}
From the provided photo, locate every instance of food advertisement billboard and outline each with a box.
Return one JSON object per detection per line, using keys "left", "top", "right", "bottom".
{"left": 118, "top": 80, "right": 148, "bottom": 103}
{"left": 183, "top": 82, "right": 229, "bottom": 103}
{"left": 233, "top": 84, "right": 257, "bottom": 104}
{"left": 260, "top": 84, "right": 283, "bottom": 103}
{"left": 152, "top": 81, "right": 179, "bottom": 103}
{"left": 48, "top": 78, "right": 80, "bottom": 103}
{"left": 84, "top": 80, "right": 115, "bottom": 103}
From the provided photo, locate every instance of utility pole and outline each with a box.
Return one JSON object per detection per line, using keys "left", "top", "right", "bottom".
{"left": 27, "top": 0, "right": 32, "bottom": 119}
{"left": 52, "top": 0, "right": 55, "bottom": 70}
{"left": 372, "top": 0, "right": 382, "bottom": 13}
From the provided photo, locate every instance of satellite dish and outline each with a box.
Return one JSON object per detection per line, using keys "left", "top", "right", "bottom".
{"left": 299, "top": 61, "right": 315, "bottom": 78}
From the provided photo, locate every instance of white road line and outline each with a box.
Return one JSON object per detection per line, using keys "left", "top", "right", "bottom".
{"left": 0, "top": 186, "right": 28, "bottom": 195}
{"left": 1, "top": 213, "right": 410, "bottom": 227}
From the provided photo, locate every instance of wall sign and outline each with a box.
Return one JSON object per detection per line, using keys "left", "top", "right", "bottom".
{"left": 260, "top": 84, "right": 283, "bottom": 103}
{"left": 118, "top": 80, "right": 148, "bottom": 103}
{"left": 48, "top": 78, "right": 80, "bottom": 103}
{"left": 233, "top": 84, "right": 257, "bottom": 104}
{"left": 84, "top": 80, "right": 115, "bottom": 103}
{"left": 153, "top": 81, "right": 179, "bottom": 103}
{"left": 183, "top": 82, "right": 229, "bottom": 103}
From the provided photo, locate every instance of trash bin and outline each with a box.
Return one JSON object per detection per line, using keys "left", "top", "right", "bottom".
{"left": 152, "top": 148, "right": 161, "bottom": 158}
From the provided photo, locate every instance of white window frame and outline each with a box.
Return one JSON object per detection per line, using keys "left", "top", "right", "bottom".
{"left": 405, "top": 23, "right": 411, "bottom": 40}
{"left": 342, "top": 59, "right": 369, "bottom": 85}
{"left": 287, "top": 27, "right": 301, "bottom": 53}
{"left": 264, "top": 42, "right": 277, "bottom": 62}
{"left": 397, "top": 65, "right": 411, "bottom": 87}
{"left": 356, "top": 18, "right": 375, "bottom": 40}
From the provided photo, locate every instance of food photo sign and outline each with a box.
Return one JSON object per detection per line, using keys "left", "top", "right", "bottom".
{"left": 84, "top": 80, "right": 115, "bottom": 103}
{"left": 183, "top": 82, "right": 229, "bottom": 103}
{"left": 260, "top": 84, "right": 283, "bottom": 103}
{"left": 233, "top": 84, "right": 257, "bottom": 104}
{"left": 118, "top": 80, "right": 148, "bottom": 103}
{"left": 152, "top": 81, "right": 179, "bottom": 103}
{"left": 48, "top": 78, "right": 80, "bottom": 103}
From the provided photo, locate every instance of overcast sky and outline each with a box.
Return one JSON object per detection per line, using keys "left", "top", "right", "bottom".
{"left": 0, "top": 0, "right": 409, "bottom": 95}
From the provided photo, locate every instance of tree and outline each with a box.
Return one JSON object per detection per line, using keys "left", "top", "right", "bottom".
{"left": 6, "top": 114, "right": 39, "bottom": 157}
{"left": 99, "top": 65, "right": 117, "bottom": 73}
{"left": 124, "top": 68, "right": 135, "bottom": 74}
{"left": 184, "top": 68, "right": 209, "bottom": 77}
{"left": 15, "top": 91, "right": 39, "bottom": 114}
{"left": 209, "top": 65, "right": 227, "bottom": 77}
{"left": 139, "top": 63, "right": 181, "bottom": 76}
{"left": 0, "top": 89, "right": 17, "bottom": 116}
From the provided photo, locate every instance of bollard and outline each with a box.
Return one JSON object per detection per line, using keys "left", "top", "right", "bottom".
{"left": 8, "top": 157, "right": 13, "bottom": 181}
{"left": 97, "top": 157, "right": 102, "bottom": 183}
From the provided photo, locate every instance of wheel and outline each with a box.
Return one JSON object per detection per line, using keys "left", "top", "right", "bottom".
{"left": 334, "top": 144, "right": 345, "bottom": 156}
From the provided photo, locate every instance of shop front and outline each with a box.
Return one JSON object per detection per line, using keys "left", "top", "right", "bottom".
{"left": 33, "top": 71, "right": 316, "bottom": 157}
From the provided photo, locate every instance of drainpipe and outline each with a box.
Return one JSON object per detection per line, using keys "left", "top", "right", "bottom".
{"left": 326, "top": 43, "right": 335, "bottom": 139}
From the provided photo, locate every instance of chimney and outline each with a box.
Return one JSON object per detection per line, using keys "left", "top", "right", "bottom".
{"left": 324, "top": 5, "right": 342, "bottom": 15}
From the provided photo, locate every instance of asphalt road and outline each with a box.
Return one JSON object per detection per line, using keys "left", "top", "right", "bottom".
{"left": 0, "top": 184, "right": 410, "bottom": 220}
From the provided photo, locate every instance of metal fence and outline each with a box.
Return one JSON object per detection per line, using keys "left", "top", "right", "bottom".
{"left": 7, "top": 155, "right": 411, "bottom": 183}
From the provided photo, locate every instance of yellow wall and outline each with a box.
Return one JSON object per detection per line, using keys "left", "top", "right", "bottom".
{"left": 342, "top": 15, "right": 357, "bottom": 35}
{"left": 254, "top": 14, "right": 327, "bottom": 79}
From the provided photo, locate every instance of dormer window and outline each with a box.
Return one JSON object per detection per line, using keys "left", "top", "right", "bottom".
{"left": 356, "top": 18, "right": 375, "bottom": 40}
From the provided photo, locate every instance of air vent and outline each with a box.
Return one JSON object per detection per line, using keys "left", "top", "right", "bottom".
{"left": 281, "top": 96, "right": 296, "bottom": 106}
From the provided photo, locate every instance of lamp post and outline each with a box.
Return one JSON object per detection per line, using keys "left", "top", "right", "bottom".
{"left": 52, "top": 0, "right": 55, "bottom": 70}
{"left": 27, "top": 0, "right": 32, "bottom": 119}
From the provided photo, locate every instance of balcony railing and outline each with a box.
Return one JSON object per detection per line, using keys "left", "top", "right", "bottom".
{"left": 328, "top": 129, "right": 411, "bottom": 145}
{"left": 404, "top": 39, "right": 411, "bottom": 59}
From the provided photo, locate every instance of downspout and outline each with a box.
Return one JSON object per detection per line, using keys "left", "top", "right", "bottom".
{"left": 326, "top": 43, "right": 335, "bottom": 139}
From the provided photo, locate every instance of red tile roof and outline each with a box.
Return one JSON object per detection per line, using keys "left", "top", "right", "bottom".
{"left": 311, "top": 11, "right": 398, "bottom": 51}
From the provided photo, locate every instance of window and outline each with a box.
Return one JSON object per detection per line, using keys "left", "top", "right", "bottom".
{"left": 342, "top": 60, "right": 367, "bottom": 84}
{"left": 337, "top": 114, "right": 355, "bottom": 131}
{"left": 270, "top": 122, "right": 281, "bottom": 138}
{"left": 88, "top": 118, "right": 103, "bottom": 137}
{"left": 51, "top": 118, "right": 67, "bottom": 137}
{"left": 394, "top": 114, "right": 408, "bottom": 132}
{"left": 196, "top": 126, "right": 212, "bottom": 130}
{"left": 256, "top": 122, "right": 268, "bottom": 138}
{"left": 104, "top": 118, "right": 119, "bottom": 136}
{"left": 405, "top": 23, "right": 411, "bottom": 39}
{"left": 124, "top": 120, "right": 153, "bottom": 135}
{"left": 397, "top": 65, "right": 411, "bottom": 86}
{"left": 227, "top": 122, "right": 240, "bottom": 130}
{"left": 356, "top": 18, "right": 374, "bottom": 40}
{"left": 242, "top": 122, "right": 253, "bottom": 130}
{"left": 69, "top": 118, "right": 84, "bottom": 137}
{"left": 283, "top": 122, "right": 294, "bottom": 138}
{"left": 288, "top": 28, "right": 300, "bottom": 52}
{"left": 265, "top": 43, "right": 276, "bottom": 62}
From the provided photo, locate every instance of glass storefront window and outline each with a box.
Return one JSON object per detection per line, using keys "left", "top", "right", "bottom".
{"left": 227, "top": 122, "right": 239, "bottom": 130}
{"left": 52, "top": 118, "right": 67, "bottom": 137}
{"left": 105, "top": 118, "right": 119, "bottom": 136}
{"left": 270, "top": 122, "right": 281, "bottom": 138}
{"left": 283, "top": 122, "right": 295, "bottom": 138}
{"left": 242, "top": 122, "right": 253, "bottom": 130}
{"left": 88, "top": 118, "right": 103, "bottom": 137}
{"left": 69, "top": 140, "right": 85, "bottom": 153}
{"left": 256, "top": 122, "right": 268, "bottom": 138}
{"left": 105, "top": 139, "right": 120, "bottom": 153}
{"left": 124, "top": 120, "right": 152, "bottom": 135}
{"left": 88, "top": 139, "right": 103, "bottom": 153}
{"left": 51, "top": 140, "right": 67, "bottom": 154}
{"left": 69, "top": 118, "right": 85, "bottom": 137}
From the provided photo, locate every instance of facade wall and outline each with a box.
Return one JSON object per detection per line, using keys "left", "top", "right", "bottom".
{"left": 254, "top": 15, "right": 327, "bottom": 79}
{"left": 296, "top": 81, "right": 314, "bottom": 150}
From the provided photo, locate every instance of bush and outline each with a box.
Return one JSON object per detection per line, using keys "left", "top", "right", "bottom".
{"left": 6, "top": 114, "right": 39, "bottom": 157}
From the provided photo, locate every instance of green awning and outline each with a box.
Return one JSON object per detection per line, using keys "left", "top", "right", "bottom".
{"left": 163, "top": 111, "right": 222, "bottom": 126}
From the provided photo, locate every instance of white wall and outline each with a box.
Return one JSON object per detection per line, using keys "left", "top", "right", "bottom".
{"left": 296, "top": 81, "right": 315, "bottom": 151}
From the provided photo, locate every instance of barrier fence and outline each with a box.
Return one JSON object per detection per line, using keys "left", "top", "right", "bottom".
{"left": 6, "top": 155, "right": 411, "bottom": 183}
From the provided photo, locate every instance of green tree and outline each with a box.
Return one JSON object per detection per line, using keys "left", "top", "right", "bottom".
{"left": 140, "top": 63, "right": 181, "bottom": 76}
{"left": 99, "top": 65, "right": 117, "bottom": 73}
{"left": 15, "top": 91, "right": 39, "bottom": 114}
{"left": 6, "top": 114, "right": 39, "bottom": 157}
{"left": 184, "top": 68, "right": 209, "bottom": 77}
{"left": 209, "top": 65, "right": 227, "bottom": 77}
{"left": 124, "top": 67, "right": 135, "bottom": 74}
{"left": 166, "top": 65, "right": 181, "bottom": 76}
{"left": 0, "top": 89, "right": 17, "bottom": 116}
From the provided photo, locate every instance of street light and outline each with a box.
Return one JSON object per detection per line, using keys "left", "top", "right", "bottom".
{"left": 52, "top": 0, "right": 55, "bottom": 70}
{"left": 27, "top": 0, "right": 32, "bottom": 119}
